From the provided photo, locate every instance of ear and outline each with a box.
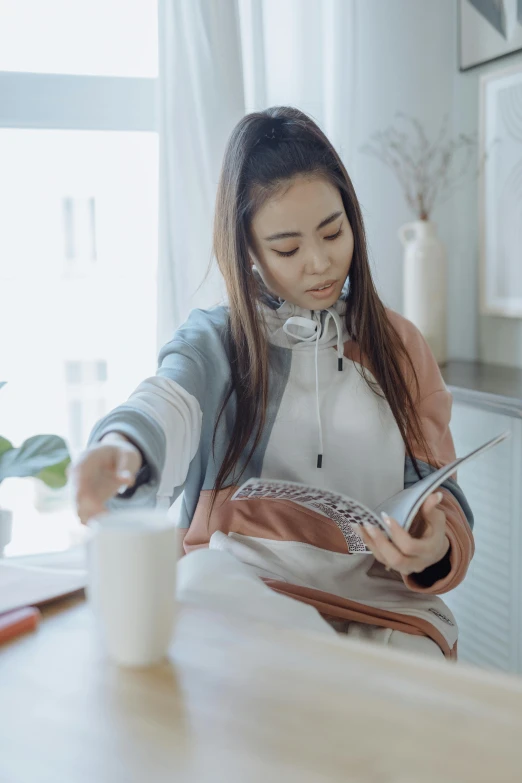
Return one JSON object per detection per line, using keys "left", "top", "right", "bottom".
{"left": 248, "top": 250, "right": 261, "bottom": 274}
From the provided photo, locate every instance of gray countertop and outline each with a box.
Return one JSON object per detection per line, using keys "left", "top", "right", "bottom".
{"left": 441, "top": 361, "right": 522, "bottom": 419}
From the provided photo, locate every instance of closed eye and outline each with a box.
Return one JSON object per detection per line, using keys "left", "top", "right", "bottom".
{"left": 273, "top": 223, "right": 344, "bottom": 257}
{"left": 324, "top": 225, "right": 343, "bottom": 241}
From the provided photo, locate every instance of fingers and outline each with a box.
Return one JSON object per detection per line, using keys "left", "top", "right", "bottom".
{"left": 380, "top": 514, "right": 426, "bottom": 557}
{"left": 115, "top": 468, "right": 133, "bottom": 495}
{"left": 421, "top": 491, "right": 443, "bottom": 519}
{"left": 359, "top": 491, "right": 448, "bottom": 575}
{"left": 72, "top": 468, "right": 108, "bottom": 525}
{"left": 76, "top": 496, "right": 107, "bottom": 526}
{"left": 360, "top": 524, "right": 418, "bottom": 575}
{"left": 71, "top": 445, "right": 125, "bottom": 525}
{"left": 115, "top": 450, "right": 140, "bottom": 494}
{"left": 71, "top": 441, "right": 141, "bottom": 525}
{"left": 415, "top": 492, "right": 446, "bottom": 542}
{"left": 116, "top": 452, "right": 135, "bottom": 482}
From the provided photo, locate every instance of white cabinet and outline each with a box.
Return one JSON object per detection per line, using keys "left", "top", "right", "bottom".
{"left": 445, "top": 403, "right": 522, "bottom": 673}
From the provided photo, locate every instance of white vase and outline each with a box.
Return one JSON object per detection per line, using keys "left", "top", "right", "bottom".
{"left": 398, "top": 220, "right": 447, "bottom": 365}
{"left": 0, "top": 507, "right": 13, "bottom": 557}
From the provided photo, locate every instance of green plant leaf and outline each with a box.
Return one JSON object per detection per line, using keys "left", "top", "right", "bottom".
{"left": 0, "top": 434, "right": 70, "bottom": 482}
{"left": 35, "top": 457, "right": 71, "bottom": 489}
{"left": 0, "top": 437, "right": 13, "bottom": 458}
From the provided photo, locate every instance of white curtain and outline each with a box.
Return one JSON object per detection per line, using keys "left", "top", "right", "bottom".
{"left": 157, "top": 0, "right": 357, "bottom": 347}
{"left": 157, "top": 0, "right": 245, "bottom": 348}
{"left": 239, "top": 0, "right": 358, "bottom": 162}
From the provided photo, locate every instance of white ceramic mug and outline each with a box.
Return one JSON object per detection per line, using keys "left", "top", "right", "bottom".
{"left": 87, "top": 509, "right": 178, "bottom": 667}
{"left": 0, "top": 508, "right": 13, "bottom": 557}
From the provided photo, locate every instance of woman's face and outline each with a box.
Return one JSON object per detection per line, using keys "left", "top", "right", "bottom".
{"left": 249, "top": 175, "right": 354, "bottom": 310}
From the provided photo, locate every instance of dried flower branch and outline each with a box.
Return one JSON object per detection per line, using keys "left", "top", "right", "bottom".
{"left": 361, "top": 113, "right": 484, "bottom": 221}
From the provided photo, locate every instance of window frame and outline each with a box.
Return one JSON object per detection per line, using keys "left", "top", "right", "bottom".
{"left": 0, "top": 71, "right": 158, "bottom": 132}
{"left": 0, "top": 26, "right": 160, "bottom": 557}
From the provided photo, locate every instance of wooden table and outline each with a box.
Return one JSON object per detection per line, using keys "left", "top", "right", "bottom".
{"left": 1, "top": 597, "right": 522, "bottom": 783}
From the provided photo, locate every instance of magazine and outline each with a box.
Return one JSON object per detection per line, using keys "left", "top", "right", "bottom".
{"left": 231, "top": 431, "right": 510, "bottom": 553}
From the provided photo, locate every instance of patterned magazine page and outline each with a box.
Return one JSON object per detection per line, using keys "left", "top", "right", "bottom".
{"left": 231, "top": 434, "right": 510, "bottom": 553}
{"left": 231, "top": 479, "right": 387, "bottom": 554}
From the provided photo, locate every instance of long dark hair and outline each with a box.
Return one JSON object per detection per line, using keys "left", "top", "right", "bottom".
{"left": 212, "top": 106, "right": 430, "bottom": 504}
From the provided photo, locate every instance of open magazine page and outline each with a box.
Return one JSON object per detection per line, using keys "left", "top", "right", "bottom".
{"left": 375, "top": 430, "right": 510, "bottom": 531}
{"left": 232, "top": 480, "right": 382, "bottom": 553}
{"left": 232, "top": 431, "right": 510, "bottom": 548}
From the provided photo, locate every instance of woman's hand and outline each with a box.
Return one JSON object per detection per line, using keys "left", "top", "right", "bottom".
{"left": 71, "top": 433, "right": 142, "bottom": 524}
{"left": 359, "top": 491, "right": 449, "bottom": 576}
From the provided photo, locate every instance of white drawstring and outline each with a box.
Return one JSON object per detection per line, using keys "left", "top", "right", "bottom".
{"left": 283, "top": 307, "right": 344, "bottom": 469}
{"left": 328, "top": 307, "right": 345, "bottom": 372}
{"left": 314, "top": 316, "right": 323, "bottom": 468}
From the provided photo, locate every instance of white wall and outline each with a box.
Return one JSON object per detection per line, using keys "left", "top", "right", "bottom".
{"left": 245, "top": 0, "right": 522, "bottom": 367}
{"left": 349, "top": 0, "right": 462, "bottom": 351}
{"left": 454, "top": 49, "right": 522, "bottom": 368}
{"left": 351, "top": 0, "right": 522, "bottom": 368}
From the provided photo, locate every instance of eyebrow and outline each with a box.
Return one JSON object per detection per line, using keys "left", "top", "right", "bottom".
{"left": 263, "top": 210, "right": 343, "bottom": 242}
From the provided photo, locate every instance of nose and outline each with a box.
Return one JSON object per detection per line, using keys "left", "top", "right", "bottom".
{"left": 305, "top": 247, "right": 331, "bottom": 277}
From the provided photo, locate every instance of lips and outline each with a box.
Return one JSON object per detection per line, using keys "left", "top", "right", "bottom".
{"left": 307, "top": 279, "right": 337, "bottom": 292}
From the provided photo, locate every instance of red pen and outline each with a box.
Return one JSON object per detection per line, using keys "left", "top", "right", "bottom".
{"left": 0, "top": 607, "right": 40, "bottom": 645}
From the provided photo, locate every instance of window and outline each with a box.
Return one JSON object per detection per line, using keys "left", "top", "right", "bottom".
{"left": 65, "top": 361, "right": 109, "bottom": 452}
{"left": 0, "top": 2, "right": 159, "bottom": 556}
{"left": 62, "top": 197, "right": 97, "bottom": 268}
{"left": 0, "top": 0, "right": 158, "bottom": 77}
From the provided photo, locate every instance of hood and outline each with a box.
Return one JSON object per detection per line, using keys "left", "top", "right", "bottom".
{"left": 259, "top": 297, "right": 351, "bottom": 470}
{"left": 260, "top": 297, "right": 350, "bottom": 351}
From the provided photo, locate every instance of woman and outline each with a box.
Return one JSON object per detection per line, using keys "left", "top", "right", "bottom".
{"left": 73, "top": 107, "right": 474, "bottom": 658}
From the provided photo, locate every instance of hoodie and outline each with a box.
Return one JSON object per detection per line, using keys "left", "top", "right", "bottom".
{"left": 88, "top": 298, "right": 474, "bottom": 657}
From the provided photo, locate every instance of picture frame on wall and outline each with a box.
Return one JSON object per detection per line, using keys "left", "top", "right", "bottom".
{"left": 459, "top": 0, "right": 522, "bottom": 71}
{"left": 479, "top": 62, "right": 522, "bottom": 318}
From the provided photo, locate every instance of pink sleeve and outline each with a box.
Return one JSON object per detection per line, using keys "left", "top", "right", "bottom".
{"left": 386, "top": 311, "right": 475, "bottom": 594}
{"left": 403, "top": 486, "right": 475, "bottom": 594}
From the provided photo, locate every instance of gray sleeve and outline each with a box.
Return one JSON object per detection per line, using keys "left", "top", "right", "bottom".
{"left": 85, "top": 307, "right": 229, "bottom": 511}
{"left": 87, "top": 405, "right": 167, "bottom": 510}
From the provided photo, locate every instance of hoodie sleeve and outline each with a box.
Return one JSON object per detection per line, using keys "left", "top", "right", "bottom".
{"left": 386, "top": 310, "right": 475, "bottom": 595}
{"left": 87, "top": 332, "right": 207, "bottom": 510}
{"left": 88, "top": 373, "right": 203, "bottom": 509}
